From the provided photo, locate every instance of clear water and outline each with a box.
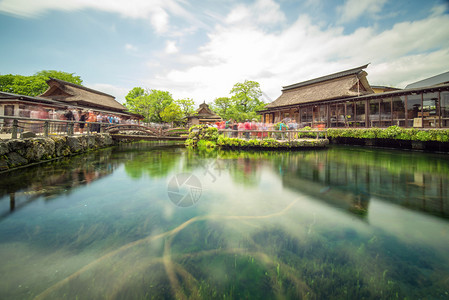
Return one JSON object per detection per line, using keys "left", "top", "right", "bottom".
{"left": 0, "top": 142, "right": 448, "bottom": 299}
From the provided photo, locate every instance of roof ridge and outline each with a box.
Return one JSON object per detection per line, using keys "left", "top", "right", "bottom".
{"left": 282, "top": 63, "right": 370, "bottom": 91}
{"left": 47, "top": 77, "right": 115, "bottom": 98}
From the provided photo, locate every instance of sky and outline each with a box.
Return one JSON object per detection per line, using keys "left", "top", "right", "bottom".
{"left": 1, "top": 0, "right": 449, "bottom": 105}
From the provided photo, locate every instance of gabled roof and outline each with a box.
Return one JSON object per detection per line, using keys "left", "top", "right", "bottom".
{"left": 188, "top": 102, "right": 221, "bottom": 119}
{"left": 266, "top": 64, "right": 374, "bottom": 109}
{"left": 40, "top": 78, "right": 126, "bottom": 111}
{"left": 405, "top": 71, "right": 449, "bottom": 89}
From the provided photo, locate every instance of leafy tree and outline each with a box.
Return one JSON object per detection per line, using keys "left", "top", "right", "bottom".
{"left": 35, "top": 70, "right": 82, "bottom": 85}
{"left": 161, "top": 102, "right": 184, "bottom": 124}
{"left": 147, "top": 90, "right": 174, "bottom": 123}
{"left": 176, "top": 98, "right": 196, "bottom": 118}
{"left": 124, "top": 87, "right": 174, "bottom": 123}
{"left": 230, "top": 80, "right": 262, "bottom": 112}
{"left": 211, "top": 97, "right": 233, "bottom": 120}
{"left": 0, "top": 70, "right": 83, "bottom": 96}
{"left": 125, "top": 87, "right": 146, "bottom": 111}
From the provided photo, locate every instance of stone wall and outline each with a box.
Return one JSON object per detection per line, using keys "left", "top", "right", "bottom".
{"left": 0, "top": 134, "right": 115, "bottom": 171}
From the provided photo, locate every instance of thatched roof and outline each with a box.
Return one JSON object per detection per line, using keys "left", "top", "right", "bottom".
{"left": 265, "top": 64, "right": 374, "bottom": 109}
{"left": 40, "top": 78, "right": 126, "bottom": 111}
{"left": 187, "top": 102, "right": 222, "bottom": 120}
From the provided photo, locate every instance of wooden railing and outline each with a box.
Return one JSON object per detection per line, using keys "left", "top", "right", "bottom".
{"left": 0, "top": 115, "right": 117, "bottom": 139}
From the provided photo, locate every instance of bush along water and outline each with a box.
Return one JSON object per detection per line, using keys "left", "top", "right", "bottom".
{"left": 327, "top": 126, "right": 449, "bottom": 142}
{"left": 327, "top": 126, "right": 449, "bottom": 151}
{"left": 217, "top": 136, "right": 328, "bottom": 150}
{"left": 185, "top": 125, "right": 219, "bottom": 149}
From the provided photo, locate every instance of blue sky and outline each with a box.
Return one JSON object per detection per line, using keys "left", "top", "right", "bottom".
{"left": 1, "top": 0, "right": 448, "bottom": 105}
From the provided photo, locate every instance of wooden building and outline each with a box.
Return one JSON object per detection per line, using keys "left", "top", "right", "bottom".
{"left": 186, "top": 102, "right": 222, "bottom": 125}
{"left": 259, "top": 65, "right": 449, "bottom": 128}
{"left": 1, "top": 78, "right": 142, "bottom": 128}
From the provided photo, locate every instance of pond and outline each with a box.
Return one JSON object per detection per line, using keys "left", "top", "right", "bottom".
{"left": 0, "top": 142, "right": 448, "bottom": 299}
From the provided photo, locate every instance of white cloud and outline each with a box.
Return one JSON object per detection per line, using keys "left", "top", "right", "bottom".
{"left": 144, "top": 5, "right": 449, "bottom": 104}
{"left": 165, "top": 40, "right": 179, "bottom": 54}
{"left": 125, "top": 44, "right": 137, "bottom": 51}
{"left": 225, "top": 0, "right": 286, "bottom": 27}
{"left": 0, "top": 0, "right": 191, "bottom": 34}
{"left": 337, "top": 0, "right": 388, "bottom": 23}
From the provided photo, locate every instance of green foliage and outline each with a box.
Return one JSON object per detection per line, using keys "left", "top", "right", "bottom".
{"left": 176, "top": 98, "right": 196, "bottom": 119}
{"left": 124, "top": 87, "right": 146, "bottom": 111}
{"left": 124, "top": 88, "right": 174, "bottom": 123}
{"left": 327, "top": 126, "right": 449, "bottom": 142}
{"left": 217, "top": 136, "right": 327, "bottom": 149}
{"left": 0, "top": 70, "right": 83, "bottom": 96}
{"left": 185, "top": 126, "right": 219, "bottom": 147}
{"left": 211, "top": 97, "right": 234, "bottom": 120}
{"left": 160, "top": 102, "right": 184, "bottom": 124}
{"left": 210, "top": 80, "right": 266, "bottom": 122}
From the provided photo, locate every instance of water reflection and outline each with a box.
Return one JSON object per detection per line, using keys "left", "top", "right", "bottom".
{"left": 0, "top": 142, "right": 184, "bottom": 222}
{"left": 0, "top": 143, "right": 448, "bottom": 299}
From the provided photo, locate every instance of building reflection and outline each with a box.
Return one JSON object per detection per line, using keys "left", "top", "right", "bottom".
{"left": 279, "top": 148, "right": 449, "bottom": 219}
{"left": 0, "top": 142, "right": 185, "bottom": 221}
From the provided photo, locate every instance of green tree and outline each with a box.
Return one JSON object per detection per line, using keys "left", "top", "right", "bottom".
{"left": 125, "top": 87, "right": 146, "bottom": 111}
{"left": 230, "top": 80, "right": 265, "bottom": 121}
{"left": 176, "top": 98, "right": 196, "bottom": 118}
{"left": 35, "top": 70, "right": 82, "bottom": 85}
{"left": 0, "top": 70, "right": 83, "bottom": 96}
{"left": 161, "top": 102, "right": 184, "bottom": 124}
{"left": 124, "top": 88, "right": 174, "bottom": 123}
{"left": 147, "top": 90, "right": 174, "bottom": 123}
{"left": 211, "top": 97, "right": 234, "bottom": 120}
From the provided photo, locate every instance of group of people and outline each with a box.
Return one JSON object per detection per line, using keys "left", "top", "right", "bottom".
{"left": 16, "top": 105, "right": 139, "bottom": 134}
{"left": 206, "top": 119, "right": 301, "bottom": 139}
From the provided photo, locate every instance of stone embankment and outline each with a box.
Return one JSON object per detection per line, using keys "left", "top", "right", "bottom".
{"left": 0, "top": 134, "right": 114, "bottom": 171}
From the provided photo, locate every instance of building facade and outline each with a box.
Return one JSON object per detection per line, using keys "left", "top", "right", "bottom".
{"left": 259, "top": 65, "right": 449, "bottom": 128}
{"left": 1, "top": 78, "right": 142, "bottom": 128}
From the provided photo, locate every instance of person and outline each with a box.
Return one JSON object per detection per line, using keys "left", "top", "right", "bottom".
{"left": 232, "top": 120, "right": 238, "bottom": 137}
{"left": 244, "top": 119, "right": 251, "bottom": 139}
{"left": 79, "top": 111, "right": 87, "bottom": 134}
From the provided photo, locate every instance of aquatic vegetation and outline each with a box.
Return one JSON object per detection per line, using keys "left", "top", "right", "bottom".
{"left": 1, "top": 143, "right": 449, "bottom": 299}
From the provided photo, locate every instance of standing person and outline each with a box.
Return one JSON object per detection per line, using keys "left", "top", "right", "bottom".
{"left": 244, "top": 119, "right": 251, "bottom": 139}
{"left": 63, "top": 109, "right": 75, "bottom": 134}
{"left": 232, "top": 120, "right": 238, "bottom": 137}
{"left": 79, "top": 111, "right": 87, "bottom": 134}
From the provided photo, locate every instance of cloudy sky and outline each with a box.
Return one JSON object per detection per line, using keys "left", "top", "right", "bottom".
{"left": 1, "top": 0, "right": 448, "bottom": 105}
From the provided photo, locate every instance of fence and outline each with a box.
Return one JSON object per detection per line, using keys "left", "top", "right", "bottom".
{"left": 218, "top": 129, "right": 328, "bottom": 141}
{"left": 0, "top": 115, "right": 116, "bottom": 139}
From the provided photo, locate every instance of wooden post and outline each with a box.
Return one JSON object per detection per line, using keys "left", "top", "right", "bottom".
{"left": 44, "top": 121, "right": 49, "bottom": 137}
{"left": 68, "top": 122, "right": 74, "bottom": 136}
{"left": 12, "top": 119, "right": 18, "bottom": 139}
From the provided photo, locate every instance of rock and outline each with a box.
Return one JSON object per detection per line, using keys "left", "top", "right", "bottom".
{"left": 24, "top": 138, "right": 55, "bottom": 161}
{"left": 67, "top": 136, "right": 83, "bottom": 153}
{"left": 51, "top": 136, "right": 70, "bottom": 157}
{"left": 6, "top": 139, "right": 27, "bottom": 156}
{"left": 0, "top": 141, "right": 8, "bottom": 156}
{"left": 20, "top": 131, "right": 37, "bottom": 138}
{"left": 6, "top": 152, "right": 28, "bottom": 167}
{"left": 0, "top": 158, "right": 8, "bottom": 171}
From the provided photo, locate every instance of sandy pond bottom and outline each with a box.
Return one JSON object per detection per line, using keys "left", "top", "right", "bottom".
{"left": 0, "top": 142, "right": 448, "bottom": 299}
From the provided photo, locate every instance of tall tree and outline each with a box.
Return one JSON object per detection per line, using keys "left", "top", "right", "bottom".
{"left": 125, "top": 87, "right": 146, "bottom": 111}
{"left": 35, "top": 70, "right": 82, "bottom": 85}
{"left": 124, "top": 87, "right": 174, "bottom": 123}
{"left": 211, "top": 97, "right": 233, "bottom": 120}
{"left": 161, "top": 102, "right": 184, "bottom": 124}
{"left": 229, "top": 80, "right": 265, "bottom": 121}
{"left": 176, "top": 98, "right": 196, "bottom": 118}
{"left": 0, "top": 70, "right": 83, "bottom": 96}
{"left": 148, "top": 90, "right": 174, "bottom": 123}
